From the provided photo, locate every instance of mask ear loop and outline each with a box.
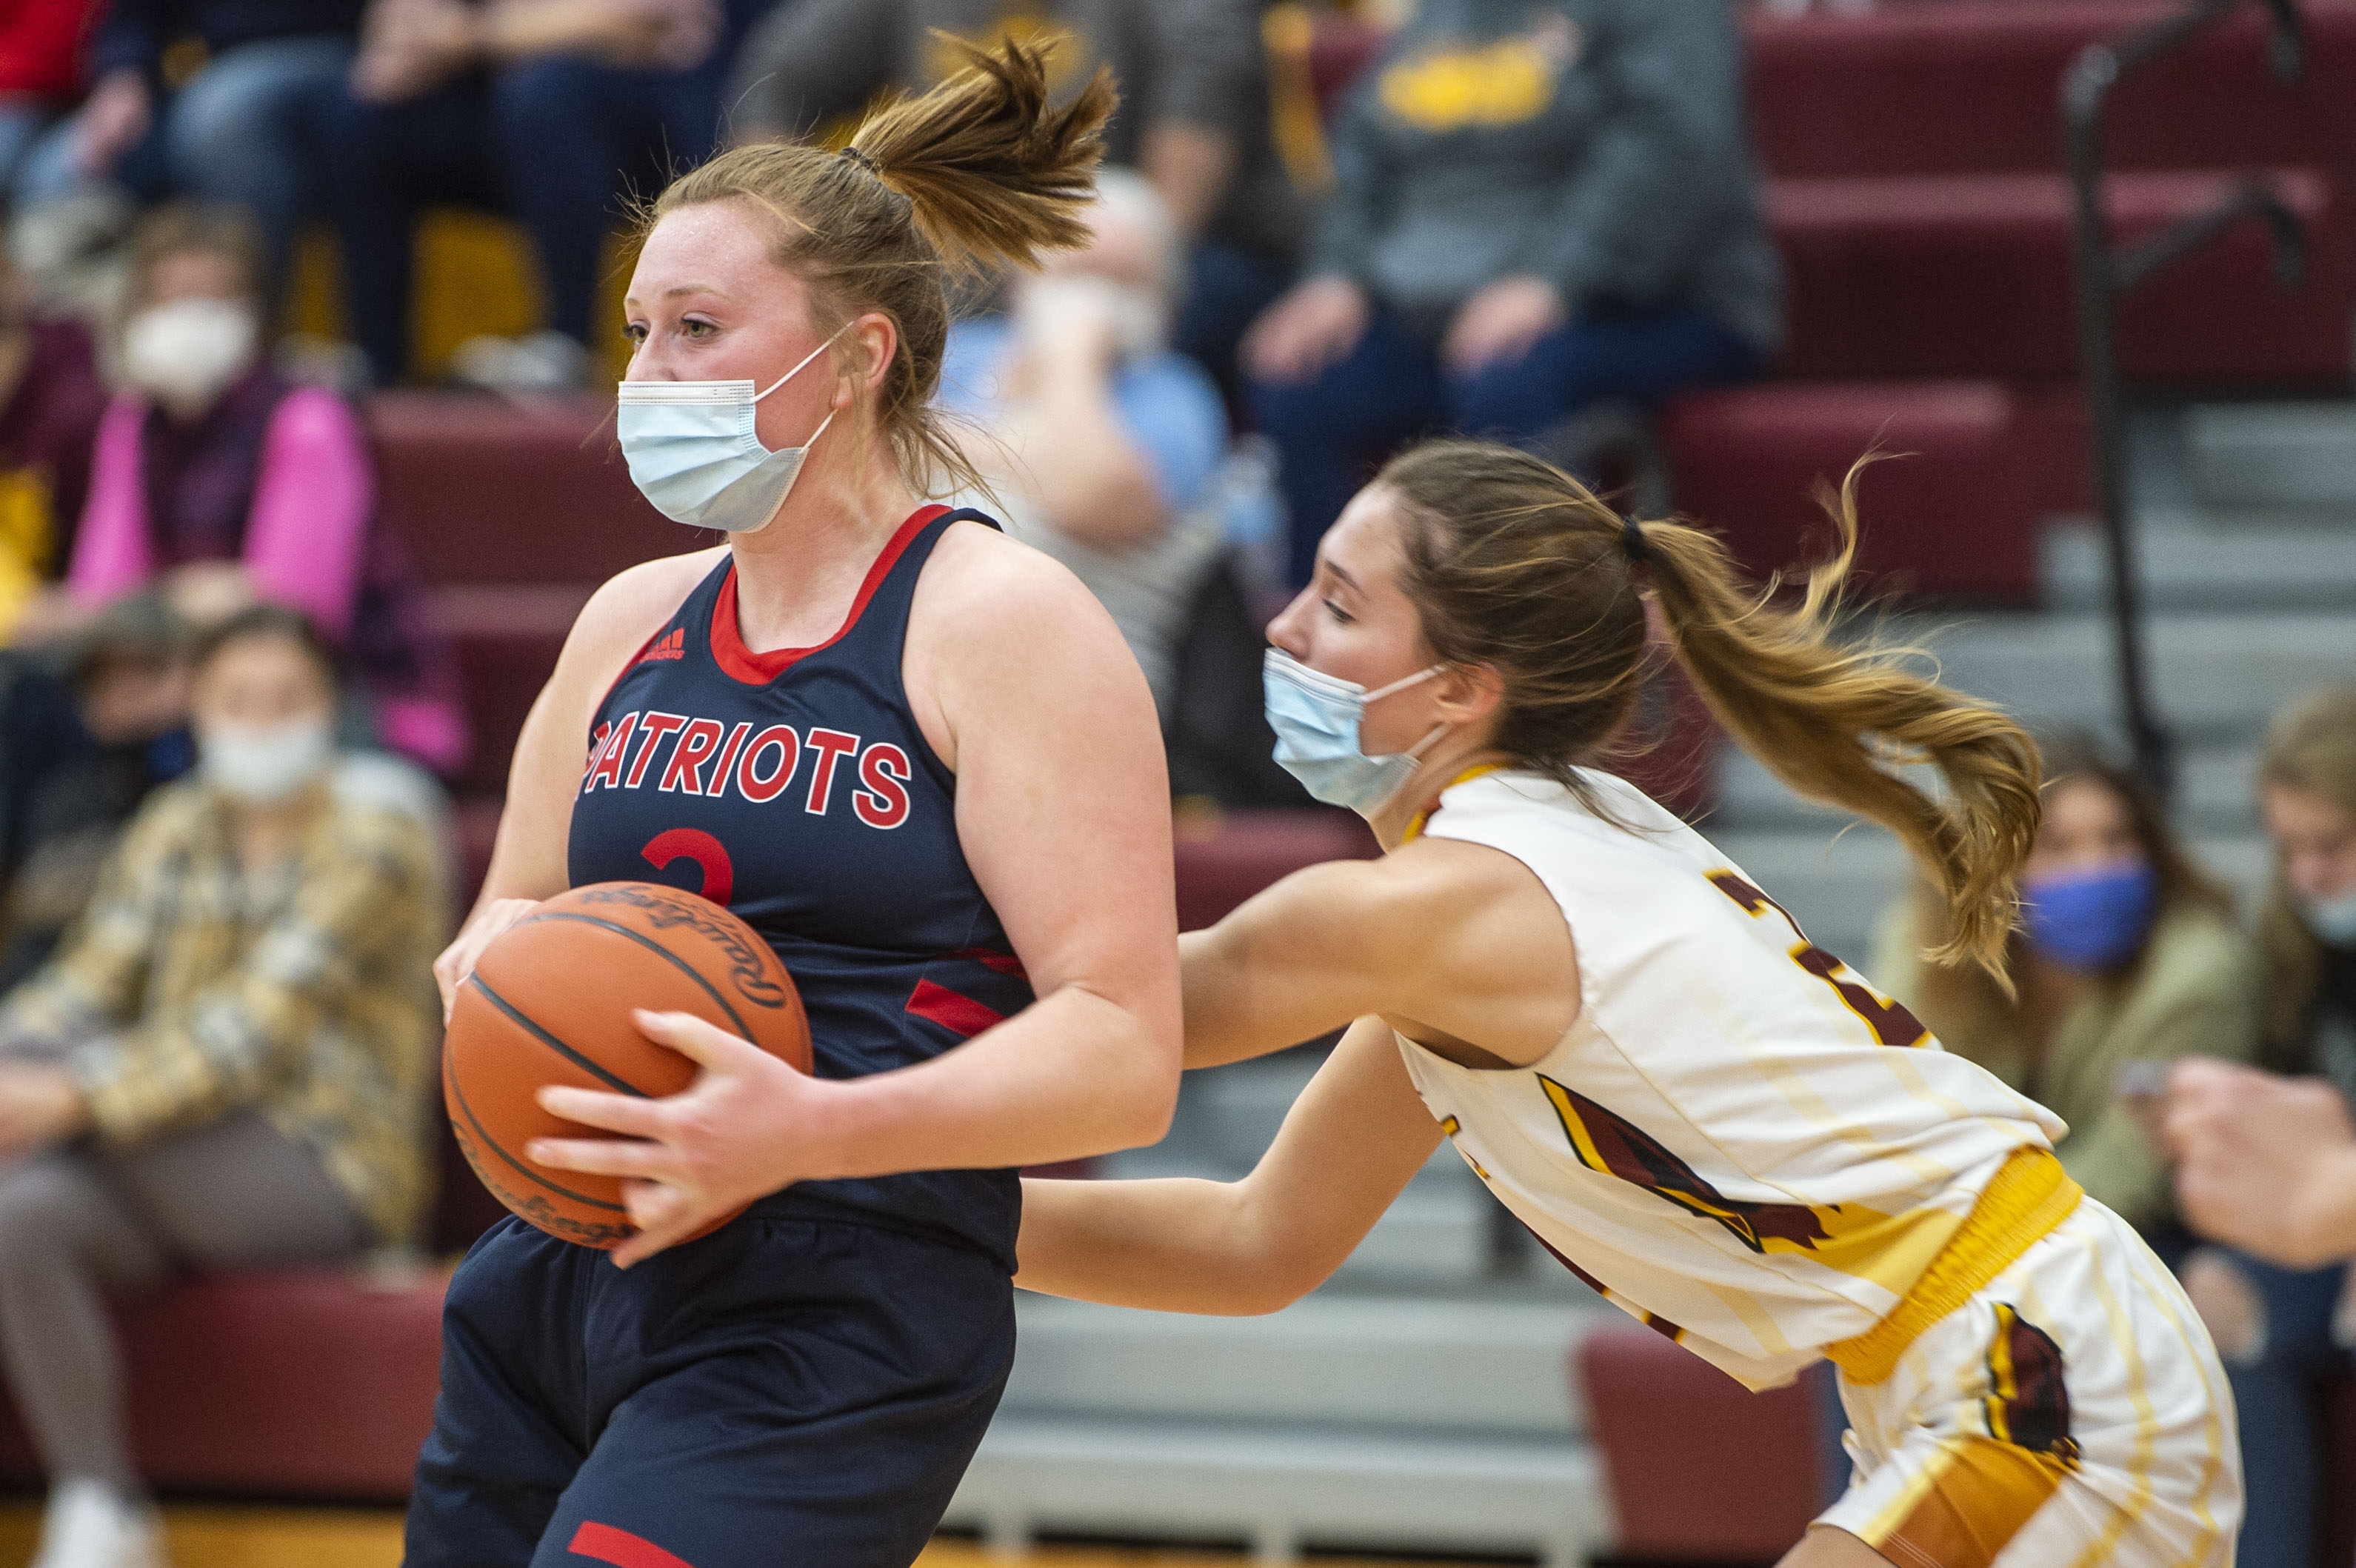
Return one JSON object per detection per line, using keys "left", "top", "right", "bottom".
{"left": 1369, "top": 664, "right": 1455, "bottom": 762}
{"left": 1362, "top": 662, "right": 1446, "bottom": 704}
{"left": 752, "top": 320, "right": 857, "bottom": 403}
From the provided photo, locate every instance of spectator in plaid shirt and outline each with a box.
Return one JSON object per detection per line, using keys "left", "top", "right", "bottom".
{"left": 0, "top": 604, "right": 443, "bottom": 1568}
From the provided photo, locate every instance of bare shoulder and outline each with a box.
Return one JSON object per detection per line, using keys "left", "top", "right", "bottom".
{"left": 1294, "top": 836, "right": 1543, "bottom": 924}
{"left": 913, "top": 518, "right": 1120, "bottom": 650}
{"left": 578, "top": 548, "right": 724, "bottom": 639}
{"left": 526, "top": 548, "right": 724, "bottom": 756}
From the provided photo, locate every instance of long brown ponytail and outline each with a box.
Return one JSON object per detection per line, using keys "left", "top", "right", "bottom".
{"left": 1378, "top": 441, "right": 2041, "bottom": 984}
{"left": 644, "top": 35, "right": 1114, "bottom": 496}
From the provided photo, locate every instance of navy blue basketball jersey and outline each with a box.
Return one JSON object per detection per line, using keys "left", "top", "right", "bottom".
{"left": 567, "top": 505, "right": 1032, "bottom": 1267}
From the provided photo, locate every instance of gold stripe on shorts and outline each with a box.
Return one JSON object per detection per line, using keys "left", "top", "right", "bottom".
{"left": 1863, "top": 1435, "right": 2072, "bottom": 1568}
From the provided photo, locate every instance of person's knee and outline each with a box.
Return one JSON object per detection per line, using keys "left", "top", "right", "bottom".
{"left": 0, "top": 1161, "right": 104, "bottom": 1274}
{"left": 2183, "top": 1248, "right": 2269, "bottom": 1364}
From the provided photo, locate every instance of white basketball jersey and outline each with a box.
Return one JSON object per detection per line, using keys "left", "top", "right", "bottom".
{"left": 1398, "top": 770, "right": 2066, "bottom": 1390}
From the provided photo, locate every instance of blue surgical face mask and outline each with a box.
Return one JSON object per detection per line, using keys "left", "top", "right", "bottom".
{"left": 2021, "top": 861, "right": 2160, "bottom": 971}
{"left": 615, "top": 324, "right": 850, "bottom": 533}
{"left": 1264, "top": 648, "right": 1447, "bottom": 815}
{"left": 2303, "top": 885, "right": 2356, "bottom": 948}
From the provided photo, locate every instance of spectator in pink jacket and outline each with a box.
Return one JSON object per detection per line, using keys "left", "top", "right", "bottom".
{"left": 67, "top": 202, "right": 469, "bottom": 775}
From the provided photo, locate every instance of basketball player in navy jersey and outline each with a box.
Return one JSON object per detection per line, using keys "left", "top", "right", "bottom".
{"left": 407, "top": 44, "right": 1181, "bottom": 1568}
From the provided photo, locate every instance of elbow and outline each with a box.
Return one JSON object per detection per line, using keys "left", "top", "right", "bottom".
{"left": 1227, "top": 1267, "right": 1320, "bottom": 1317}
{"left": 1108, "top": 1060, "right": 1179, "bottom": 1151}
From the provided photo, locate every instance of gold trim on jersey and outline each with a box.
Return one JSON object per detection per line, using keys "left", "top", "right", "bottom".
{"left": 1400, "top": 764, "right": 1506, "bottom": 844}
{"left": 1827, "top": 1149, "right": 2083, "bottom": 1386}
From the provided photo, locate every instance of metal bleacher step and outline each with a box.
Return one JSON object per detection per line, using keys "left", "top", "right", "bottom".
{"left": 1838, "top": 610, "right": 2355, "bottom": 746}
{"left": 1001, "top": 1293, "right": 1603, "bottom": 1434}
{"left": 941, "top": 1414, "right": 1607, "bottom": 1568}
{"left": 2042, "top": 514, "right": 2356, "bottom": 613}
{"left": 2182, "top": 401, "right": 2356, "bottom": 513}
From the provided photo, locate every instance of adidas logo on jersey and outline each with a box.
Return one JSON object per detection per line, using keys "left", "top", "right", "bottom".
{"left": 638, "top": 627, "right": 687, "bottom": 664}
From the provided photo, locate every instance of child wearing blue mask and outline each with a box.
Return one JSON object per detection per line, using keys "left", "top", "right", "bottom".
{"left": 1869, "top": 733, "right": 2255, "bottom": 1249}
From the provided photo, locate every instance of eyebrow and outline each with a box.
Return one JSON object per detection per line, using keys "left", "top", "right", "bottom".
{"left": 1324, "top": 561, "right": 1361, "bottom": 593}
{"left": 621, "top": 284, "right": 728, "bottom": 308}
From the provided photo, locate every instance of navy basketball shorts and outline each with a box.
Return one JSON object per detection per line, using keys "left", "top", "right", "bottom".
{"left": 404, "top": 1212, "right": 1016, "bottom": 1568}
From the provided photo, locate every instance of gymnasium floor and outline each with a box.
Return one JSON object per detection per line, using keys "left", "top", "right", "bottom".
{"left": 0, "top": 1504, "right": 1492, "bottom": 1567}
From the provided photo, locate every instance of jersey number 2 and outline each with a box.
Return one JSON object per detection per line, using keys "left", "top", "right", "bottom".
{"left": 641, "top": 828, "right": 734, "bottom": 905}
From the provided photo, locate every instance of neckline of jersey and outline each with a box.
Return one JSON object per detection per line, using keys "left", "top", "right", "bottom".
{"left": 1401, "top": 764, "right": 1507, "bottom": 844}
{"left": 710, "top": 503, "right": 952, "bottom": 685}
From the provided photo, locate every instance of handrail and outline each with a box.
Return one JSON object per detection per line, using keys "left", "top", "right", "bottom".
{"left": 2063, "top": 0, "right": 2306, "bottom": 797}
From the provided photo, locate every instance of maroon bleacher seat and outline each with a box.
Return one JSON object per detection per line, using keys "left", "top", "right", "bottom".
{"left": 1661, "top": 381, "right": 2041, "bottom": 604}
{"left": 1772, "top": 167, "right": 2349, "bottom": 384}
{"left": 0, "top": 1270, "right": 444, "bottom": 1501}
{"left": 1173, "top": 810, "right": 1377, "bottom": 931}
{"left": 1745, "top": 0, "right": 2356, "bottom": 181}
{"left": 367, "top": 393, "right": 685, "bottom": 588}
{"left": 1578, "top": 1325, "right": 1826, "bottom": 1564}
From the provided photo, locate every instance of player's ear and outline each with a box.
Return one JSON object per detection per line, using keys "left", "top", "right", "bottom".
{"left": 1432, "top": 661, "right": 1504, "bottom": 727}
{"left": 841, "top": 311, "right": 898, "bottom": 406}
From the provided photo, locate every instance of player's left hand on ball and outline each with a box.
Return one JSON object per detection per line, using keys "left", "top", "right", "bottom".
{"left": 529, "top": 1009, "right": 826, "bottom": 1268}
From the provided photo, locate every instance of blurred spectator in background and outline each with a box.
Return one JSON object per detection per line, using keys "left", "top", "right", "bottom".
{"left": 0, "top": 233, "right": 107, "bottom": 637}
{"left": 2163, "top": 683, "right": 2356, "bottom": 1568}
{"left": 0, "top": 0, "right": 101, "bottom": 203}
{"left": 325, "top": 0, "right": 770, "bottom": 388}
{"left": 61, "top": 204, "right": 470, "bottom": 775}
{"left": 14, "top": 0, "right": 361, "bottom": 298}
{"left": 940, "top": 168, "right": 1232, "bottom": 713}
{"left": 729, "top": 0, "right": 1305, "bottom": 402}
{"left": 1869, "top": 733, "right": 2252, "bottom": 1246}
{"left": 0, "top": 605, "right": 441, "bottom": 1568}
{"left": 0, "top": 594, "right": 195, "bottom": 995}
{"left": 1247, "top": 0, "right": 1777, "bottom": 586}
{"left": 938, "top": 167, "right": 1301, "bottom": 807}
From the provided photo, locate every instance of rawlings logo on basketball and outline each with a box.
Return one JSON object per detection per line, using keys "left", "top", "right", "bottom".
{"left": 567, "top": 882, "right": 793, "bottom": 1012}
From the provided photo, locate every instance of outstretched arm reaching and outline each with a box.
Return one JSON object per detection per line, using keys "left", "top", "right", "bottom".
{"left": 1015, "top": 1016, "right": 1444, "bottom": 1315}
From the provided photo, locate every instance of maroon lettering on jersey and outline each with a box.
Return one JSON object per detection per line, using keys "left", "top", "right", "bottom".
{"left": 626, "top": 713, "right": 687, "bottom": 788}
{"left": 735, "top": 724, "right": 799, "bottom": 804}
{"left": 853, "top": 744, "right": 912, "bottom": 830}
{"left": 802, "top": 728, "right": 861, "bottom": 815}
{"left": 659, "top": 718, "right": 727, "bottom": 794}
{"left": 584, "top": 712, "right": 638, "bottom": 793}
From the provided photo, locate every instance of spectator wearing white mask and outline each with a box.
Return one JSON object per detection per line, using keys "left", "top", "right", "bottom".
{"left": 936, "top": 167, "right": 1241, "bottom": 715}
{"left": 2163, "top": 682, "right": 2356, "bottom": 1568}
{"left": 0, "top": 604, "right": 443, "bottom": 1568}
{"left": 56, "top": 203, "right": 471, "bottom": 777}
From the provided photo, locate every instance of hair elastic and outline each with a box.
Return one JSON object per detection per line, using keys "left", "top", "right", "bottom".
{"left": 839, "top": 145, "right": 881, "bottom": 176}
{"left": 1620, "top": 514, "right": 1651, "bottom": 565}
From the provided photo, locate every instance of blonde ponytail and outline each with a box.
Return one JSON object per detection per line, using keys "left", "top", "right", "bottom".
{"left": 1635, "top": 465, "right": 2041, "bottom": 981}
{"left": 849, "top": 34, "right": 1115, "bottom": 273}
{"left": 1378, "top": 441, "right": 2041, "bottom": 986}
{"left": 644, "top": 34, "right": 1113, "bottom": 496}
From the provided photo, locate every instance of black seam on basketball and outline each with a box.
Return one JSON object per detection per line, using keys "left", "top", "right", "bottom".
{"left": 469, "top": 977, "right": 649, "bottom": 1098}
{"left": 509, "top": 911, "right": 758, "bottom": 1038}
{"left": 444, "top": 1045, "right": 628, "bottom": 1212}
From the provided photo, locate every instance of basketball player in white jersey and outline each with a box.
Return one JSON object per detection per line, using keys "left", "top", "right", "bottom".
{"left": 1016, "top": 441, "right": 2239, "bottom": 1567}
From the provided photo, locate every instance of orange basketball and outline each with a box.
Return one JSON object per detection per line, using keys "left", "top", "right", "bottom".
{"left": 444, "top": 881, "right": 812, "bottom": 1248}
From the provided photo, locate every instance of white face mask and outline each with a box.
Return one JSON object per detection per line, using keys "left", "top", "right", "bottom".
{"left": 199, "top": 715, "right": 333, "bottom": 804}
{"left": 615, "top": 324, "right": 851, "bottom": 534}
{"left": 122, "top": 298, "right": 256, "bottom": 408}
